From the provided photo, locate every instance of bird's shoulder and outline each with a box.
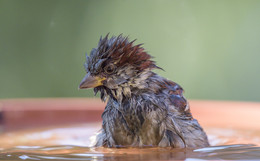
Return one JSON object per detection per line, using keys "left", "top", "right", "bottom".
{"left": 154, "top": 77, "right": 192, "bottom": 118}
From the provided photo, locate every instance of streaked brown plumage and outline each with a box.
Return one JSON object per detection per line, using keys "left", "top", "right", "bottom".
{"left": 79, "top": 34, "right": 209, "bottom": 148}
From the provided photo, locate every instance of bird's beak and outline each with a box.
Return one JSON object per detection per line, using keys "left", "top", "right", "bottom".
{"left": 79, "top": 73, "right": 106, "bottom": 89}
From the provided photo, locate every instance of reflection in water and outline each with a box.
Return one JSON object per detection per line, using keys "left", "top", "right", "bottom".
{"left": 0, "top": 123, "right": 260, "bottom": 160}
{"left": 1, "top": 145, "right": 260, "bottom": 161}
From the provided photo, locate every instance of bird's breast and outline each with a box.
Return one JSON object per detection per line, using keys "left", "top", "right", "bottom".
{"left": 102, "top": 99, "right": 166, "bottom": 147}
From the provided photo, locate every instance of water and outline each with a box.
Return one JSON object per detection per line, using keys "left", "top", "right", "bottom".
{"left": 0, "top": 123, "right": 260, "bottom": 161}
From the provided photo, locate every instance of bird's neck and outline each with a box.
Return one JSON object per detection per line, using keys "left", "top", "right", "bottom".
{"left": 97, "top": 70, "right": 162, "bottom": 103}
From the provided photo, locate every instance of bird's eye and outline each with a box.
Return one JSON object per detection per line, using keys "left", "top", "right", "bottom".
{"left": 104, "top": 64, "right": 116, "bottom": 74}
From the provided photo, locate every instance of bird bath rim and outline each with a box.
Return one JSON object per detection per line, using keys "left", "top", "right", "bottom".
{"left": 0, "top": 98, "right": 259, "bottom": 132}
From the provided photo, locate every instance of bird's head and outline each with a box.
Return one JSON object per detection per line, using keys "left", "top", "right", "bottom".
{"left": 79, "top": 34, "right": 161, "bottom": 102}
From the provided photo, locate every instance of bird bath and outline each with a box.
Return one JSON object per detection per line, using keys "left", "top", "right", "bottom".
{"left": 0, "top": 98, "right": 260, "bottom": 160}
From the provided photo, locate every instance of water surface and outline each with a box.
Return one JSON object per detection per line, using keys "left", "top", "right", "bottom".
{"left": 0, "top": 123, "right": 260, "bottom": 160}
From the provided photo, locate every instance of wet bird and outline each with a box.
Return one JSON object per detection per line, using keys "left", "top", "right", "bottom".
{"left": 79, "top": 34, "right": 209, "bottom": 148}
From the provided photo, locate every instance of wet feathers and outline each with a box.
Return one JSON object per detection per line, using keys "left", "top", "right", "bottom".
{"left": 80, "top": 34, "right": 209, "bottom": 148}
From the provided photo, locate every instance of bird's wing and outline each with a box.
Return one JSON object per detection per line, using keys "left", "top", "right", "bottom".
{"left": 160, "top": 80, "right": 193, "bottom": 147}
{"left": 162, "top": 79, "right": 192, "bottom": 118}
{"left": 160, "top": 80, "right": 209, "bottom": 148}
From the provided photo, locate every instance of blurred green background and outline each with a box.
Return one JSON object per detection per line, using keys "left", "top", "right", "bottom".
{"left": 0, "top": 0, "right": 260, "bottom": 101}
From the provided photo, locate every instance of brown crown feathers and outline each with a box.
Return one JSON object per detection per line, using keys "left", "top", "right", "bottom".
{"left": 86, "top": 34, "right": 162, "bottom": 73}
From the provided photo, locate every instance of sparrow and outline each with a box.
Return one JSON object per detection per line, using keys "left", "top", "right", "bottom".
{"left": 79, "top": 34, "right": 209, "bottom": 148}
